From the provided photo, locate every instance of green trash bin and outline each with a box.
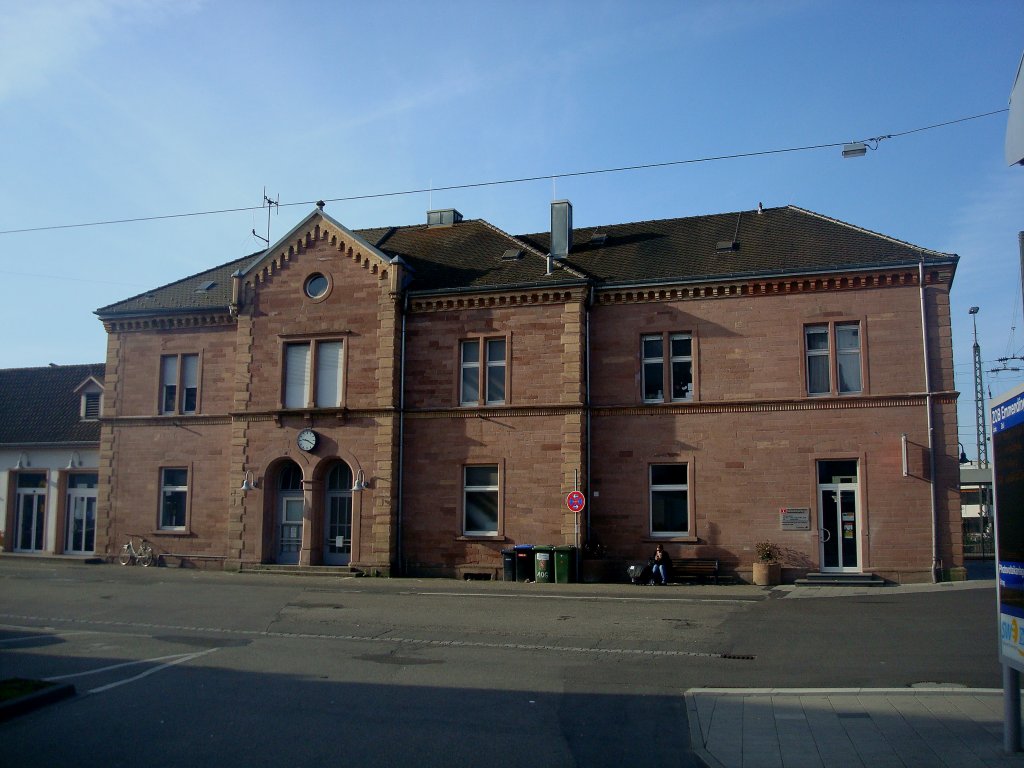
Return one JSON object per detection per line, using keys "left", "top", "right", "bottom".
{"left": 534, "top": 546, "right": 554, "bottom": 583}
{"left": 554, "top": 545, "right": 578, "bottom": 583}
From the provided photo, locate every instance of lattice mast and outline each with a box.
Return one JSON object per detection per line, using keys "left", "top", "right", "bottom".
{"left": 970, "top": 307, "right": 989, "bottom": 468}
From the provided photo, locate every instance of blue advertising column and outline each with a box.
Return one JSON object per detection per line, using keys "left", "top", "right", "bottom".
{"left": 992, "top": 383, "right": 1024, "bottom": 753}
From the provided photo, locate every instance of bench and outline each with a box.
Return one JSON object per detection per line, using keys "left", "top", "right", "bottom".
{"left": 160, "top": 553, "right": 228, "bottom": 568}
{"left": 669, "top": 558, "right": 720, "bottom": 585}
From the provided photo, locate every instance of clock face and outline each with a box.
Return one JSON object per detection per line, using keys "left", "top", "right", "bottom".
{"left": 297, "top": 429, "right": 317, "bottom": 452}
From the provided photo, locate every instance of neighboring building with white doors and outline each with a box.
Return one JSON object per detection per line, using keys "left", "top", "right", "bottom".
{"left": 0, "top": 364, "right": 104, "bottom": 556}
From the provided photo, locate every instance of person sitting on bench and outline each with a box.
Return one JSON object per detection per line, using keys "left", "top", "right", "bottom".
{"left": 650, "top": 544, "right": 671, "bottom": 585}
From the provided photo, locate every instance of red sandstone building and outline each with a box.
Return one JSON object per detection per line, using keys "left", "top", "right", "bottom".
{"left": 94, "top": 202, "right": 962, "bottom": 583}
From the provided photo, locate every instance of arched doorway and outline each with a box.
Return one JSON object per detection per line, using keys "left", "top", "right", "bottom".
{"left": 276, "top": 460, "right": 304, "bottom": 565}
{"left": 323, "top": 461, "right": 353, "bottom": 566}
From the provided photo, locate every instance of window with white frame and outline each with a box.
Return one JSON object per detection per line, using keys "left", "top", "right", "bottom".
{"left": 805, "top": 322, "right": 861, "bottom": 396}
{"left": 284, "top": 340, "right": 344, "bottom": 408}
{"left": 160, "top": 353, "right": 199, "bottom": 414}
{"left": 836, "top": 323, "right": 862, "bottom": 394}
{"left": 650, "top": 464, "right": 689, "bottom": 535}
{"left": 642, "top": 333, "right": 693, "bottom": 403}
{"left": 160, "top": 467, "right": 188, "bottom": 530}
{"left": 460, "top": 338, "right": 506, "bottom": 406}
{"left": 669, "top": 334, "right": 693, "bottom": 401}
{"left": 463, "top": 465, "right": 499, "bottom": 535}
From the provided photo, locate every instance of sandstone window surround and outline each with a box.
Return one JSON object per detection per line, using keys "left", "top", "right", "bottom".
{"left": 463, "top": 464, "right": 501, "bottom": 536}
{"left": 641, "top": 332, "right": 694, "bottom": 403}
{"left": 649, "top": 463, "right": 691, "bottom": 537}
{"left": 282, "top": 339, "right": 344, "bottom": 409}
{"left": 159, "top": 353, "right": 199, "bottom": 415}
{"left": 159, "top": 466, "right": 189, "bottom": 531}
{"left": 804, "top": 321, "right": 863, "bottom": 397}
{"left": 459, "top": 337, "right": 507, "bottom": 407}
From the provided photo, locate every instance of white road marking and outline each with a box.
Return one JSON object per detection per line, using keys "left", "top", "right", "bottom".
{"left": 45, "top": 652, "right": 199, "bottom": 681}
{"left": 86, "top": 648, "right": 219, "bottom": 694}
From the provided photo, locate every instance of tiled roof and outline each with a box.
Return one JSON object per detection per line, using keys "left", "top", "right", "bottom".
{"left": 95, "top": 253, "right": 257, "bottom": 317}
{"left": 0, "top": 364, "right": 105, "bottom": 446}
{"left": 516, "top": 206, "right": 956, "bottom": 286}
{"left": 96, "top": 205, "right": 956, "bottom": 316}
{"left": 370, "top": 219, "right": 583, "bottom": 292}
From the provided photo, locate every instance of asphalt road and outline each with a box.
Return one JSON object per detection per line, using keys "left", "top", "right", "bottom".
{"left": 0, "top": 558, "right": 1002, "bottom": 767}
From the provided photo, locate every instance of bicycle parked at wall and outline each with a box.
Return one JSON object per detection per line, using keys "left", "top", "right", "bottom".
{"left": 118, "top": 535, "right": 155, "bottom": 567}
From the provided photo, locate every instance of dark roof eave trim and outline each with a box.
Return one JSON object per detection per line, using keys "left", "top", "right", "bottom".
{"left": 592, "top": 257, "right": 959, "bottom": 293}
{"left": 0, "top": 441, "right": 100, "bottom": 448}
{"left": 406, "top": 279, "right": 590, "bottom": 298}
{"left": 95, "top": 306, "right": 235, "bottom": 321}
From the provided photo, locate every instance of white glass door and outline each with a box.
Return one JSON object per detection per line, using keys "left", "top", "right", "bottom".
{"left": 16, "top": 491, "right": 46, "bottom": 552}
{"left": 66, "top": 473, "right": 98, "bottom": 554}
{"left": 818, "top": 485, "right": 860, "bottom": 572}
{"left": 323, "top": 495, "right": 352, "bottom": 565}
{"left": 66, "top": 493, "right": 96, "bottom": 554}
{"left": 278, "top": 496, "right": 303, "bottom": 565}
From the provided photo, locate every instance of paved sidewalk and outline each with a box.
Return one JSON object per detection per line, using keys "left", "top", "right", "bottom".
{"left": 686, "top": 688, "right": 1024, "bottom": 768}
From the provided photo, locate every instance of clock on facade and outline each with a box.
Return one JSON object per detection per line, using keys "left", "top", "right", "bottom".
{"left": 296, "top": 429, "right": 318, "bottom": 452}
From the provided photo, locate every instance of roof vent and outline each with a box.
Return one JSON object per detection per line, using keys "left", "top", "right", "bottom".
{"left": 716, "top": 241, "right": 739, "bottom": 252}
{"left": 590, "top": 232, "right": 608, "bottom": 245}
{"left": 551, "top": 200, "right": 573, "bottom": 259}
{"left": 501, "top": 249, "right": 523, "bottom": 261}
{"left": 427, "top": 209, "right": 463, "bottom": 227}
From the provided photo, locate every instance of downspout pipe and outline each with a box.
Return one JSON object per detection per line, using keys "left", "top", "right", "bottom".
{"left": 397, "top": 293, "right": 408, "bottom": 575}
{"left": 919, "top": 259, "right": 939, "bottom": 583}
{"left": 585, "top": 285, "right": 594, "bottom": 547}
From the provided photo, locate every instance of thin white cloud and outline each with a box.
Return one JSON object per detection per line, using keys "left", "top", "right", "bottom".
{"left": 0, "top": 0, "right": 200, "bottom": 103}
{"left": 943, "top": 171, "right": 1024, "bottom": 289}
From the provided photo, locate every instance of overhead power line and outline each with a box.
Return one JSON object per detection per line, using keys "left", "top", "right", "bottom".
{"left": 0, "top": 108, "right": 1008, "bottom": 237}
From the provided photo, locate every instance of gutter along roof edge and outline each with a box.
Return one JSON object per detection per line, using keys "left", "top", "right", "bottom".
{"left": 591, "top": 256, "right": 959, "bottom": 293}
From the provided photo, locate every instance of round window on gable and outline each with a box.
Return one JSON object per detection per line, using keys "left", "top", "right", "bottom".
{"left": 304, "top": 273, "right": 330, "bottom": 300}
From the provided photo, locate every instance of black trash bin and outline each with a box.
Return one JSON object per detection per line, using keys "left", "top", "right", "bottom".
{"left": 501, "top": 549, "right": 516, "bottom": 582}
{"left": 534, "top": 546, "right": 554, "bottom": 583}
{"left": 514, "top": 545, "right": 535, "bottom": 582}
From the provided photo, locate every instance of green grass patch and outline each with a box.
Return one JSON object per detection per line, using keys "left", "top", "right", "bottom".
{"left": 0, "top": 678, "right": 55, "bottom": 703}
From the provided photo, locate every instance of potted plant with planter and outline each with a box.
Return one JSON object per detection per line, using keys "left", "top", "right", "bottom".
{"left": 753, "top": 540, "right": 781, "bottom": 586}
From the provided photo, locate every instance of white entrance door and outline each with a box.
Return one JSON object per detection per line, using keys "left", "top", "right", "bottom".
{"left": 66, "top": 492, "right": 96, "bottom": 554}
{"left": 323, "top": 462, "right": 353, "bottom": 566}
{"left": 818, "top": 483, "right": 861, "bottom": 572}
{"left": 66, "top": 473, "right": 98, "bottom": 554}
{"left": 15, "top": 473, "right": 47, "bottom": 552}
{"left": 278, "top": 495, "right": 303, "bottom": 565}
{"left": 323, "top": 495, "right": 352, "bottom": 565}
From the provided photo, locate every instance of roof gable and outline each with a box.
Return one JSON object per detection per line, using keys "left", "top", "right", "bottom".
{"left": 240, "top": 208, "right": 394, "bottom": 288}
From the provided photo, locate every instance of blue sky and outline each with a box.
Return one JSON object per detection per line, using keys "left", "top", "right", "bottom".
{"left": 1, "top": 0, "right": 1021, "bottom": 460}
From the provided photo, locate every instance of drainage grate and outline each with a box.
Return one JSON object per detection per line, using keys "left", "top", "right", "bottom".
{"left": 719, "top": 653, "right": 756, "bottom": 661}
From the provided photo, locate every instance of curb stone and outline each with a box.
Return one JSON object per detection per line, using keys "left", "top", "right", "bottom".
{"left": 0, "top": 682, "right": 76, "bottom": 722}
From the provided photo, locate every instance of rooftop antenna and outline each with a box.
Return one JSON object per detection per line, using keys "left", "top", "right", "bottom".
{"left": 252, "top": 187, "right": 279, "bottom": 247}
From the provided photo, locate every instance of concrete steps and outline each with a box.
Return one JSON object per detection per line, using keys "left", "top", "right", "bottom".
{"left": 238, "top": 563, "right": 362, "bottom": 577}
{"left": 794, "top": 572, "right": 886, "bottom": 587}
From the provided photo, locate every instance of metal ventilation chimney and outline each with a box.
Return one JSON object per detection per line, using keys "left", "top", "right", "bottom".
{"left": 551, "top": 200, "right": 573, "bottom": 259}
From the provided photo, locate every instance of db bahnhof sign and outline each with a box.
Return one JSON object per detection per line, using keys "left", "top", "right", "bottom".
{"left": 994, "top": 383, "right": 1024, "bottom": 669}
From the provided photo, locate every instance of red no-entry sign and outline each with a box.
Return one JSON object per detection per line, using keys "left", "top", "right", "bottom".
{"left": 565, "top": 491, "right": 586, "bottom": 512}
